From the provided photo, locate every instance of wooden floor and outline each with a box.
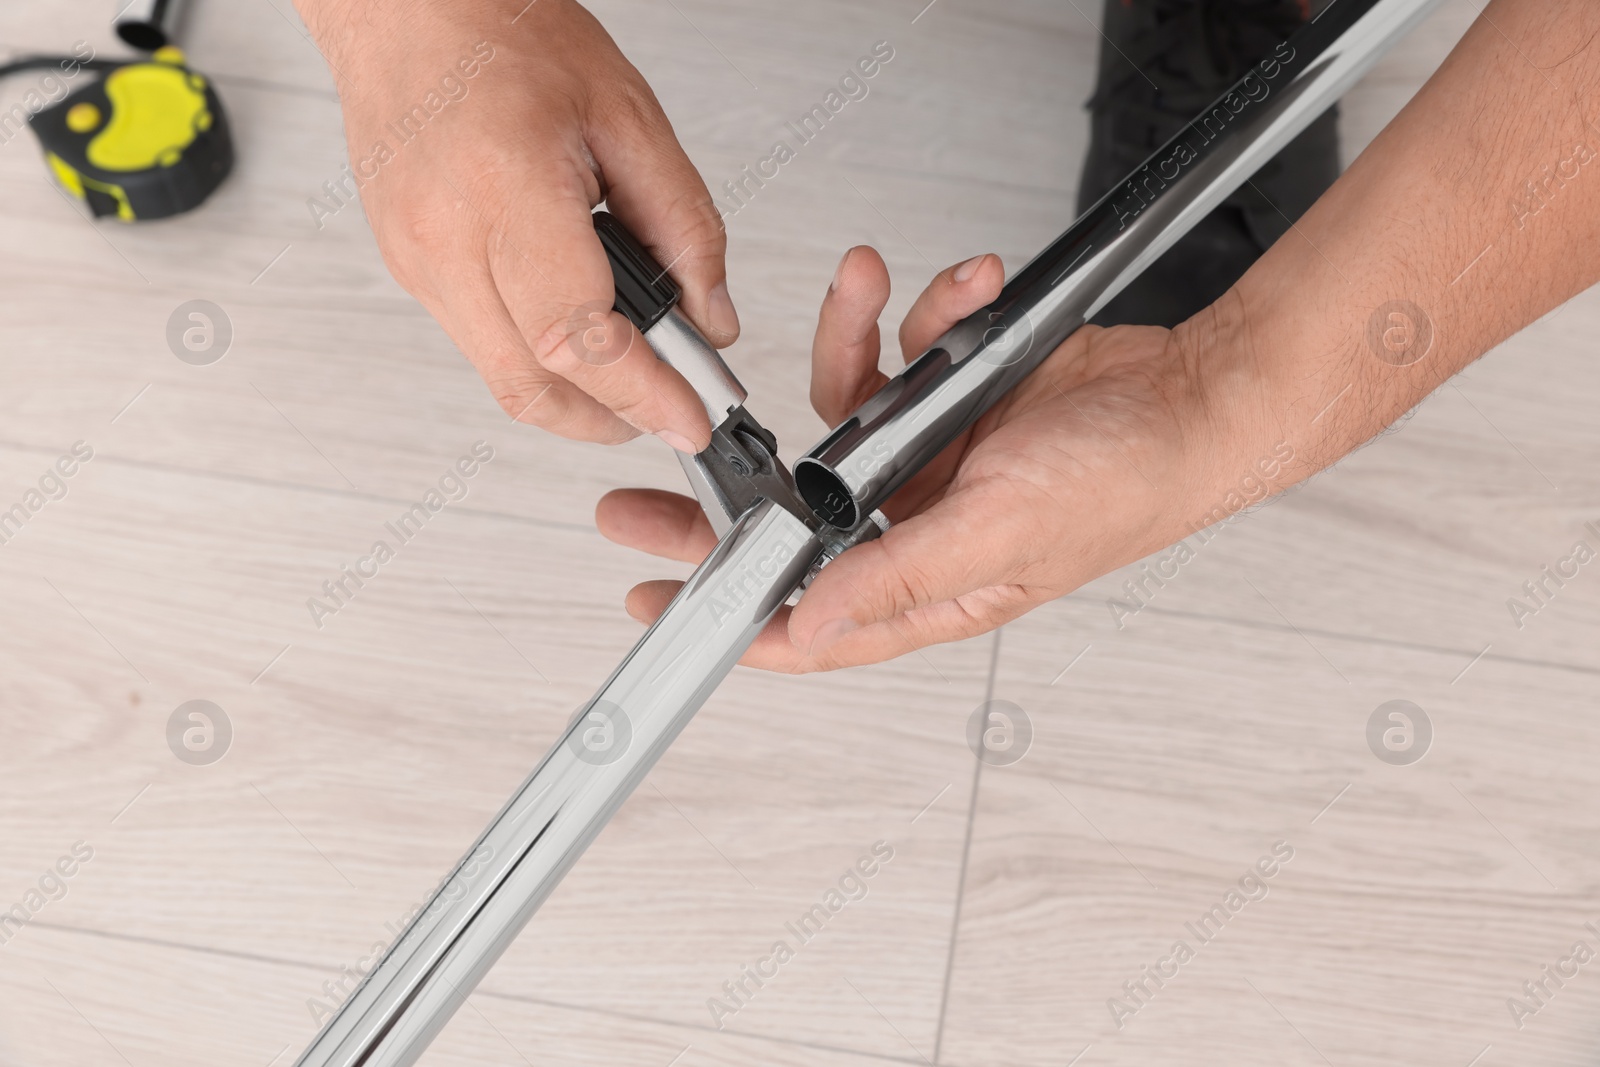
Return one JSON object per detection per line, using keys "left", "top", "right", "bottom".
{"left": 3, "top": 1, "right": 1598, "bottom": 1065}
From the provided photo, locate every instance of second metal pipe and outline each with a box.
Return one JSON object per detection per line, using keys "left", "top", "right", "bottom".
{"left": 794, "top": 0, "right": 1442, "bottom": 529}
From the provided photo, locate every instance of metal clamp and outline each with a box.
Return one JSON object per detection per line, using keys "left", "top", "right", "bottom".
{"left": 595, "top": 210, "right": 887, "bottom": 547}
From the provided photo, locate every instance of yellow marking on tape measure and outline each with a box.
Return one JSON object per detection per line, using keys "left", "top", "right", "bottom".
{"left": 46, "top": 152, "right": 83, "bottom": 197}
{"left": 86, "top": 62, "right": 207, "bottom": 173}
{"left": 47, "top": 151, "right": 136, "bottom": 221}
{"left": 65, "top": 102, "right": 101, "bottom": 133}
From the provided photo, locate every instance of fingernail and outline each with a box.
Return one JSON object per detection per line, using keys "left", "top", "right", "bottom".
{"left": 657, "top": 429, "right": 698, "bottom": 454}
{"left": 807, "top": 617, "right": 859, "bottom": 656}
{"left": 829, "top": 249, "right": 853, "bottom": 293}
{"left": 954, "top": 254, "right": 985, "bottom": 283}
{"left": 707, "top": 281, "right": 740, "bottom": 339}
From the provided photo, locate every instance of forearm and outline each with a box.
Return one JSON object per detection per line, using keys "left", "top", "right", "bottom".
{"left": 1199, "top": 0, "right": 1600, "bottom": 483}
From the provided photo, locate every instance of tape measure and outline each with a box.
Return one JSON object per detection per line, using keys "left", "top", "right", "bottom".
{"left": 14, "top": 46, "right": 232, "bottom": 222}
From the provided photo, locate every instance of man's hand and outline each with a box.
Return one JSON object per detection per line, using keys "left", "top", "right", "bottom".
{"left": 295, "top": 0, "right": 735, "bottom": 451}
{"left": 599, "top": 0, "right": 1600, "bottom": 672}
{"left": 596, "top": 247, "right": 1295, "bottom": 670}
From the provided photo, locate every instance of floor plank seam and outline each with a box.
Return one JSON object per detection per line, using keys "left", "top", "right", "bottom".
{"left": 210, "top": 72, "right": 342, "bottom": 102}
{"left": 0, "top": 438, "right": 598, "bottom": 536}
{"left": 1129, "top": 602, "right": 1600, "bottom": 679}
{"left": 22, "top": 919, "right": 929, "bottom": 1065}
{"left": 930, "top": 626, "right": 1001, "bottom": 1064}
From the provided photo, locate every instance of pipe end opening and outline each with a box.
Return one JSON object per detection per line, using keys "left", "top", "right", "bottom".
{"left": 794, "top": 459, "right": 858, "bottom": 530}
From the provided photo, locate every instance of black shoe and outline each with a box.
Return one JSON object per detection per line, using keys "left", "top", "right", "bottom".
{"left": 1077, "top": 0, "right": 1341, "bottom": 327}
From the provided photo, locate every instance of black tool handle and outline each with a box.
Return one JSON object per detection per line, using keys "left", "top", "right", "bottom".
{"left": 593, "top": 210, "right": 680, "bottom": 333}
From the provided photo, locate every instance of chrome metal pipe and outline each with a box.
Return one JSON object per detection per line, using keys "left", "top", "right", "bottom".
{"left": 294, "top": 498, "right": 822, "bottom": 1067}
{"left": 793, "top": 0, "right": 1441, "bottom": 530}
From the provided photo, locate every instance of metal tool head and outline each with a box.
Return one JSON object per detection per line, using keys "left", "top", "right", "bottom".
{"left": 594, "top": 210, "right": 888, "bottom": 553}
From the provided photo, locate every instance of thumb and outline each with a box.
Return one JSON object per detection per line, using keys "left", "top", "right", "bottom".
{"left": 788, "top": 482, "right": 1035, "bottom": 659}
{"left": 590, "top": 80, "right": 739, "bottom": 347}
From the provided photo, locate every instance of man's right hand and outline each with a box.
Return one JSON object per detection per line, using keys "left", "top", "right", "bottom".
{"left": 294, "top": 0, "right": 735, "bottom": 451}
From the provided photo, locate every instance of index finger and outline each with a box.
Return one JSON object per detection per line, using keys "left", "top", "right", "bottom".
{"left": 480, "top": 155, "right": 714, "bottom": 450}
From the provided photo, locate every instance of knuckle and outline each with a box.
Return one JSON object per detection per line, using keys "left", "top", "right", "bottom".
{"left": 884, "top": 566, "right": 927, "bottom": 618}
{"left": 371, "top": 191, "right": 485, "bottom": 299}
{"left": 382, "top": 192, "right": 463, "bottom": 258}
{"left": 531, "top": 318, "right": 585, "bottom": 372}
{"left": 534, "top": 309, "right": 634, "bottom": 375}
{"left": 607, "top": 385, "right": 662, "bottom": 426}
{"left": 597, "top": 74, "right": 668, "bottom": 137}
{"left": 490, "top": 376, "right": 558, "bottom": 425}
{"left": 883, "top": 547, "right": 934, "bottom": 614}
{"left": 487, "top": 149, "right": 599, "bottom": 220}
{"left": 862, "top": 541, "right": 926, "bottom": 618}
{"left": 665, "top": 183, "right": 727, "bottom": 252}
{"left": 484, "top": 356, "right": 564, "bottom": 423}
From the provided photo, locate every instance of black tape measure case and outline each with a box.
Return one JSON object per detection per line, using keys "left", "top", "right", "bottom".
{"left": 29, "top": 46, "right": 232, "bottom": 221}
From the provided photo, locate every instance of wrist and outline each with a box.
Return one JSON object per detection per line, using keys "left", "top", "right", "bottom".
{"left": 1151, "top": 298, "right": 1301, "bottom": 539}
{"left": 1192, "top": 255, "right": 1461, "bottom": 504}
{"left": 1161, "top": 276, "right": 1431, "bottom": 540}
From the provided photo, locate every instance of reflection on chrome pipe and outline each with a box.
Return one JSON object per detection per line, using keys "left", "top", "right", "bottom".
{"left": 794, "top": 0, "right": 1441, "bottom": 530}
{"left": 294, "top": 498, "right": 822, "bottom": 1067}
